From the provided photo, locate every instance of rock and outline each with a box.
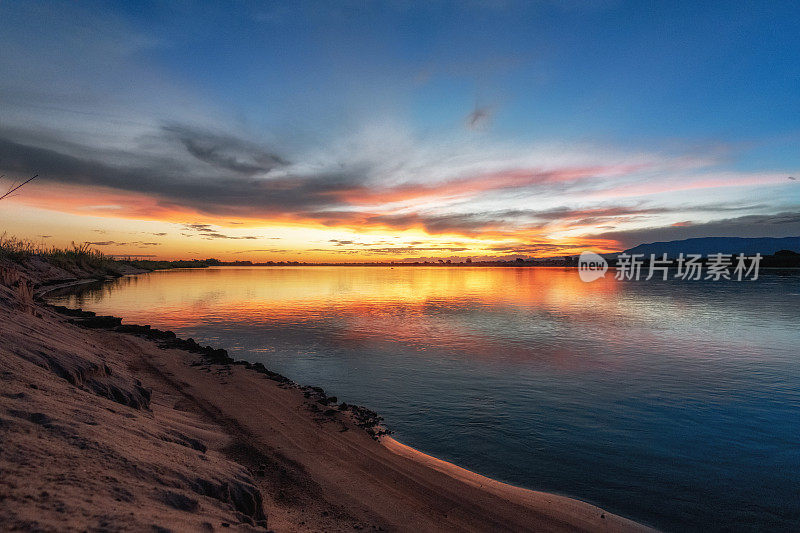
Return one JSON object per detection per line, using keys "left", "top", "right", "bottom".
{"left": 192, "top": 476, "right": 266, "bottom": 523}
{"left": 115, "top": 324, "right": 152, "bottom": 335}
{"left": 9, "top": 410, "right": 54, "bottom": 427}
{"left": 32, "top": 348, "right": 151, "bottom": 410}
{"left": 157, "top": 490, "right": 199, "bottom": 513}
{"left": 69, "top": 315, "right": 122, "bottom": 329}
{"left": 161, "top": 430, "right": 208, "bottom": 453}
{"left": 49, "top": 305, "right": 96, "bottom": 317}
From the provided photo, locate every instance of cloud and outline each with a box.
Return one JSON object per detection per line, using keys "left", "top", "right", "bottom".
{"left": 311, "top": 245, "right": 472, "bottom": 255}
{"left": 0, "top": 125, "right": 648, "bottom": 227}
{"left": 0, "top": 0, "right": 796, "bottom": 261}
{"left": 0, "top": 42, "right": 794, "bottom": 256}
{"left": 0, "top": 133, "right": 369, "bottom": 217}
{"left": 182, "top": 223, "right": 259, "bottom": 240}
{"left": 163, "top": 124, "right": 287, "bottom": 175}
{"left": 86, "top": 240, "right": 161, "bottom": 247}
{"left": 3, "top": 115, "right": 792, "bottom": 257}
{"left": 331, "top": 203, "right": 768, "bottom": 236}
{"left": 589, "top": 212, "right": 800, "bottom": 249}
{"left": 232, "top": 249, "right": 292, "bottom": 254}
{"left": 466, "top": 106, "right": 493, "bottom": 130}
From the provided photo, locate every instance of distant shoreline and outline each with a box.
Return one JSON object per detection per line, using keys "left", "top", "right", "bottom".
{"left": 3, "top": 233, "right": 798, "bottom": 271}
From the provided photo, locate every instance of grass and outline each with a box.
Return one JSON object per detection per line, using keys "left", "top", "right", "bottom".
{"left": 0, "top": 264, "right": 34, "bottom": 313}
{"left": 0, "top": 265, "right": 23, "bottom": 286}
{"left": 0, "top": 234, "right": 216, "bottom": 276}
{"left": 124, "top": 259, "right": 212, "bottom": 270}
{"left": 15, "top": 280, "right": 34, "bottom": 314}
{"left": 0, "top": 233, "right": 117, "bottom": 274}
{"left": 47, "top": 242, "right": 117, "bottom": 273}
{"left": 0, "top": 234, "right": 39, "bottom": 261}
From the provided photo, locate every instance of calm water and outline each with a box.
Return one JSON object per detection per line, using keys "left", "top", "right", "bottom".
{"left": 49, "top": 266, "right": 800, "bottom": 531}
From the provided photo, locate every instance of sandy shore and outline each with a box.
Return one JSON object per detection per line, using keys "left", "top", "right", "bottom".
{"left": 0, "top": 273, "right": 653, "bottom": 532}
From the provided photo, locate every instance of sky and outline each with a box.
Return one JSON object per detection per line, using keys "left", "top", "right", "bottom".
{"left": 0, "top": 0, "right": 798, "bottom": 261}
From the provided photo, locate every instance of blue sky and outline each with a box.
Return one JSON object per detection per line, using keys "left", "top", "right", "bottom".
{"left": 0, "top": 0, "right": 798, "bottom": 259}
{"left": 106, "top": 1, "right": 800, "bottom": 147}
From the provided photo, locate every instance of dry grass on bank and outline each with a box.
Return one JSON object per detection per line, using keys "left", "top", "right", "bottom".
{"left": 0, "top": 265, "right": 35, "bottom": 314}
{"left": 0, "top": 234, "right": 216, "bottom": 274}
{"left": 0, "top": 234, "right": 117, "bottom": 274}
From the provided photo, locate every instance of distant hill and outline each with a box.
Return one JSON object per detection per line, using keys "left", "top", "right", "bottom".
{"left": 624, "top": 236, "right": 800, "bottom": 257}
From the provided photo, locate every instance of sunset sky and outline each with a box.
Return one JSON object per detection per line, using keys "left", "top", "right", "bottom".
{"left": 1, "top": 0, "right": 798, "bottom": 261}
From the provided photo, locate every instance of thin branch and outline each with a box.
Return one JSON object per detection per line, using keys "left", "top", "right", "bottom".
{"left": 0, "top": 174, "right": 38, "bottom": 201}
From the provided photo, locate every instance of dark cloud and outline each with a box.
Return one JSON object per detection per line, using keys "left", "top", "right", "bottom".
{"left": 487, "top": 242, "right": 565, "bottom": 253}
{"left": 357, "top": 207, "right": 656, "bottom": 235}
{"left": 310, "top": 245, "right": 470, "bottom": 255}
{"left": 232, "top": 248, "right": 292, "bottom": 254}
{"left": 0, "top": 122, "right": 788, "bottom": 245}
{"left": 163, "top": 124, "right": 287, "bottom": 175}
{"left": 86, "top": 240, "right": 161, "bottom": 247}
{"left": 0, "top": 130, "right": 366, "bottom": 218}
{"left": 361, "top": 211, "right": 529, "bottom": 235}
{"left": 466, "top": 106, "right": 493, "bottom": 130}
{"left": 184, "top": 224, "right": 214, "bottom": 232}
{"left": 590, "top": 212, "right": 800, "bottom": 249}
{"left": 182, "top": 223, "right": 258, "bottom": 240}
{"left": 0, "top": 124, "right": 642, "bottom": 233}
{"left": 356, "top": 203, "right": 773, "bottom": 236}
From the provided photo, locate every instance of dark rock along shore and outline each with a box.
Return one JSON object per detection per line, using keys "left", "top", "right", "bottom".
{"left": 47, "top": 302, "right": 391, "bottom": 440}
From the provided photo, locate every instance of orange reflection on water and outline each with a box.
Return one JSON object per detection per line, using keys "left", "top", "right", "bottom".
{"left": 63, "top": 266, "right": 636, "bottom": 368}
{"left": 56, "top": 265, "right": 779, "bottom": 373}
{"left": 75, "top": 266, "right": 620, "bottom": 322}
